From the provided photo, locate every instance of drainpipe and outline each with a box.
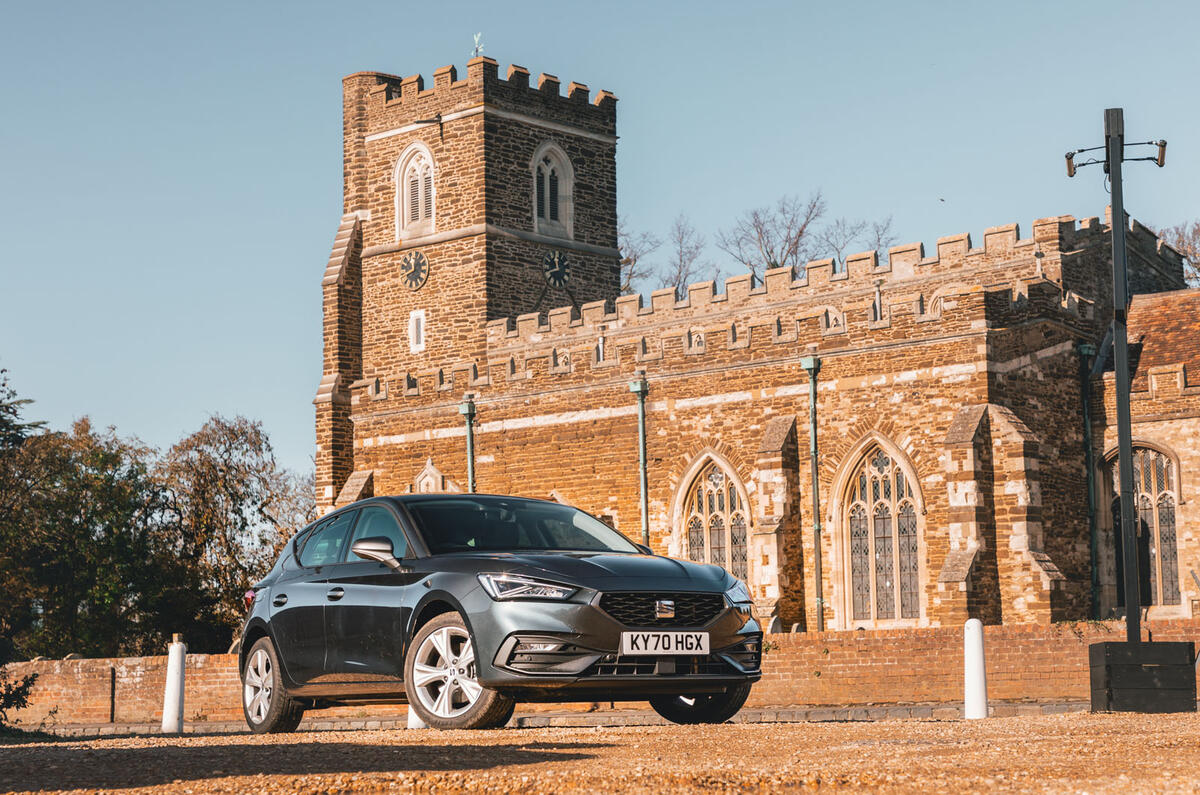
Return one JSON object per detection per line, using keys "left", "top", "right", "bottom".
{"left": 629, "top": 370, "right": 650, "bottom": 547}
{"left": 459, "top": 393, "right": 477, "bottom": 493}
{"left": 1077, "top": 343, "right": 1099, "bottom": 618}
{"left": 800, "top": 356, "right": 824, "bottom": 632}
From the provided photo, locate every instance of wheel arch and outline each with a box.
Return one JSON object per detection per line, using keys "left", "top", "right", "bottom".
{"left": 408, "top": 592, "right": 471, "bottom": 639}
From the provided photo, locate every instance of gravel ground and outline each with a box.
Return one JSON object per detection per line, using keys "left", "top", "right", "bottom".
{"left": 2, "top": 712, "right": 1198, "bottom": 793}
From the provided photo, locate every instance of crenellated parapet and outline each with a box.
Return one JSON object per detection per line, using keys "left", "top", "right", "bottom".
{"left": 352, "top": 280, "right": 1085, "bottom": 407}
{"left": 343, "top": 57, "right": 617, "bottom": 140}
{"left": 342, "top": 212, "right": 1179, "bottom": 408}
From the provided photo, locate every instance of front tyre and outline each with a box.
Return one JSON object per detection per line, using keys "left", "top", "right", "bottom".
{"left": 649, "top": 683, "right": 753, "bottom": 725}
{"left": 241, "top": 637, "right": 304, "bottom": 733}
{"left": 404, "top": 613, "right": 515, "bottom": 730}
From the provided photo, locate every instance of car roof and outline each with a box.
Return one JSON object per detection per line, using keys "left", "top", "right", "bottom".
{"left": 384, "top": 493, "right": 560, "bottom": 506}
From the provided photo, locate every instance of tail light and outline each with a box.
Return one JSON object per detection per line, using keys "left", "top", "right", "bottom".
{"left": 244, "top": 590, "right": 256, "bottom": 612}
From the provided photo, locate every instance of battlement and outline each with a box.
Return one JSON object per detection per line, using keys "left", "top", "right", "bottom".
{"left": 344, "top": 57, "right": 617, "bottom": 138}
{"left": 354, "top": 277, "right": 1087, "bottom": 404}
{"left": 474, "top": 213, "right": 1169, "bottom": 353}
{"left": 471, "top": 211, "right": 1180, "bottom": 353}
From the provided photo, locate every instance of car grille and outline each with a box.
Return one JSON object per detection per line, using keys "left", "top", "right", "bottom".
{"left": 587, "top": 653, "right": 738, "bottom": 677}
{"left": 598, "top": 591, "right": 725, "bottom": 628}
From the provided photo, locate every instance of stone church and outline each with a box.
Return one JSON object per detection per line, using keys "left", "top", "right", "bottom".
{"left": 314, "top": 56, "right": 1199, "bottom": 631}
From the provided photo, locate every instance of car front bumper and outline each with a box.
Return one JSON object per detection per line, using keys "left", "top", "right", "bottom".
{"left": 460, "top": 586, "right": 762, "bottom": 699}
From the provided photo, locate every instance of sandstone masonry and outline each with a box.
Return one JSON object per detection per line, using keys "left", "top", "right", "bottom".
{"left": 316, "top": 56, "right": 1198, "bottom": 632}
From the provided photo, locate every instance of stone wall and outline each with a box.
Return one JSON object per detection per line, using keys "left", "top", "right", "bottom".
{"left": 6, "top": 620, "right": 1196, "bottom": 729}
{"left": 319, "top": 55, "right": 1195, "bottom": 632}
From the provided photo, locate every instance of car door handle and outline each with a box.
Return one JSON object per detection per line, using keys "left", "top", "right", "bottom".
{"left": 326, "top": 587, "right": 345, "bottom": 601}
{"left": 272, "top": 594, "right": 288, "bottom": 607}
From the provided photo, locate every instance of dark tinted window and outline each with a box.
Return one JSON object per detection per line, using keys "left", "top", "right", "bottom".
{"left": 348, "top": 505, "right": 409, "bottom": 560}
{"left": 406, "top": 497, "right": 639, "bottom": 554}
{"left": 299, "top": 510, "right": 357, "bottom": 567}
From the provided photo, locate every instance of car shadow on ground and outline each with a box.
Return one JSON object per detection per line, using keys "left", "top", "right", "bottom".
{"left": 0, "top": 740, "right": 608, "bottom": 791}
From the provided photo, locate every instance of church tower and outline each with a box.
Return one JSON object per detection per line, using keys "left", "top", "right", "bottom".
{"left": 316, "top": 57, "right": 619, "bottom": 507}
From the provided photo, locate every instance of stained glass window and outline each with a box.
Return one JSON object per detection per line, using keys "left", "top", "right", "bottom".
{"left": 683, "top": 461, "right": 749, "bottom": 584}
{"left": 1108, "top": 448, "right": 1180, "bottom": 606}
{"left": 845, "top": 444, "right": 921, "bottom": 623}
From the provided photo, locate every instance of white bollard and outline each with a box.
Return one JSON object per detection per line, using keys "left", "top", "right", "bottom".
{"left": 406, "top": 706, "right": 427, "bottom": 729}
{"left": 161, "top": 633, "right": 186, "bottom": 734}
{"left": 963, "top": 618, "right": 988, "bottom": 719}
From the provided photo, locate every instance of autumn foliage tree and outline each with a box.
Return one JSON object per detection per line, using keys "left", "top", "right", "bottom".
{"left": 0, "top": 370, "right": 314, "bottom": 659}
{"left": 159, "top": 415, "right": 315, "bottom": 630}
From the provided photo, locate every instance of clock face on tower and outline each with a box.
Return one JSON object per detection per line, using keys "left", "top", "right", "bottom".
{"left": 542, "top": 250, "right": 570, "bottom": 288}
{"left": 400, "top": 251, "right": 429, "bottom": 290}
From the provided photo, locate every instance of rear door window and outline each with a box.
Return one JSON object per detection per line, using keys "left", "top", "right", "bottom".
{"left": 299, "top": 510, "right": 358, "bottom": 567}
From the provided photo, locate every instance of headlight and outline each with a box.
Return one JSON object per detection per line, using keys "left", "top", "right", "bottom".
{"left": 724, "top": 579, "right": 753, "bottom": 606}
{"left": 478, "top": 573, "right": 577, "bottom": 601}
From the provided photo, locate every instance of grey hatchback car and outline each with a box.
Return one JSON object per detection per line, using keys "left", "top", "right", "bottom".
{"left": 238, "top": 494, "right": 762, "bottom": 731}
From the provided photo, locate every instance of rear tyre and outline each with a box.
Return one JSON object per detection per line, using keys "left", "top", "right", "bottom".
{"left": 241, "top": 637, "right": 305, "bottom": 734}
{"left": 404, "top": 612, "right": 515, "bottom": 730}
{"left": 648, "top": 683, "right": 752, "bottom": 725}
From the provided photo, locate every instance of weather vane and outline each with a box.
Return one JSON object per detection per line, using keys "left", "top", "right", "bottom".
{"left": 472, "top": 33, "right": 484, "bottom": 58}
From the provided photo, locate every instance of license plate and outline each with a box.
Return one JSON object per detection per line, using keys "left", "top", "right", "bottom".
{"left": 619, "top": 631, "right": 709, "bottom": 655}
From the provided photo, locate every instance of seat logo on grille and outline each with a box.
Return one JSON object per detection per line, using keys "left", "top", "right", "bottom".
{"left": 654, "top": 599, "right": 675, "bottom": 619}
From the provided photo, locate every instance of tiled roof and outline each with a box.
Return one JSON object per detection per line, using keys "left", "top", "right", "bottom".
{"left": 1127, "top": 288, "right": 1200, "bottom": 389}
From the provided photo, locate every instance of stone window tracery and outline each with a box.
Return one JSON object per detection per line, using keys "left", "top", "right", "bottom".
{"left": 1106, "top": 447, "right": 1180, "bottom": 607}
{"left": 531, "top": 143, "right": 573, "bottom": 239}
{"left": 683, "top": 461, "right": 748, "bottom": 581}
{"left": 396, "top": 144, "right": 435, "bottom": 238}
{"left": 845, "top": 446, "right": 920, "bottom": 623}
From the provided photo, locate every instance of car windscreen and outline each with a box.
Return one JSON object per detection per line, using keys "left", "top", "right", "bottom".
{"left": 404, "top": 496, "right": 641, "bottom": 554}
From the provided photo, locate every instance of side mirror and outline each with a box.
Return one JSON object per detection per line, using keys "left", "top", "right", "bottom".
{"left": 636, "top": 543, "right": 653, "bottom": 555}
{"left": 351, "top": 536, "right": 410, "bottom": 572}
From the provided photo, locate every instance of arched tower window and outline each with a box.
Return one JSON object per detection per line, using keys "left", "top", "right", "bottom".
{"left": 1106, "top": 447, "right": 1180, "bottom": 607}
{"left": 844, "top": 445, "right": 921, "bottom": 623}
{"left": 531, "top": 142, "right": 573, "bottom": 239}
{"left": 395, "top": 144, "right": 435, "bottom": 238}
{"left": 682, "top": 460, "right": 748, "bottom": 581}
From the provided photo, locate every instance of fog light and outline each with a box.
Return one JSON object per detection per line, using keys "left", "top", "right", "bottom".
{"left": 515, "top": 640, "right": 561, "bottom": 652}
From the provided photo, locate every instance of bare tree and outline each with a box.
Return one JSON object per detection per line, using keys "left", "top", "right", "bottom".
{"left": 617, "top": 217, "right": 661, "bottom": 295}
{"left": 660, "top": 215, "right": 706, "bottom": 299}
{"left": 816, "top": 218, "right": 867, "bottom": 270}
{"left": 715, "top": 192, "right": 826, "bottom": 280}
{"left": 864, "top": 215, "right": 898, "bottom": 254}
{"left": 1156, "top": 220, "right": 1200, "bottom": 287}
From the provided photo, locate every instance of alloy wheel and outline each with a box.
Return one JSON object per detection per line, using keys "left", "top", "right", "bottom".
{"left": 412, "top": 625, "right": 481, "bottom": 719}
{"left": 243, "top": 648, "right": 273, "bottom": 724}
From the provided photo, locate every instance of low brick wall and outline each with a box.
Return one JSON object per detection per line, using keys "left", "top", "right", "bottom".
{"left": 745, "top": 619, "right": 1200, "bottom": 708}
{"left": 5, "top": 619, "right": 1197, "bottom": 729}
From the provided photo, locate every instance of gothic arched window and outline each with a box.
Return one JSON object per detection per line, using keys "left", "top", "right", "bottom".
{"left": 1107, "top": 447, "right": 1180, "bottom": 606}
{"left": 395, "top": 144, "right": 435, "bottom": 237}
{"left": 845, "top": 446, "right": 920, "bottom": 622}
{"left": 683, "top": 461, "right": 748, "bottom": 581}
{"left": 531, "top": 142, "right": 572, "bottom": 238}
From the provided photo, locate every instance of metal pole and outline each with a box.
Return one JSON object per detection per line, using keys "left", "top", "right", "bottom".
{"left": 1078, "top": 342, "right": 1100, "bottom": 618}
{"left": 1104, "top": 107, "right": 1141, "bottom": 645}
{"left": 629, "top": 371, "right": 650, "bottom": 546}
{"left": 459, "top": 394, "right": 477, "bottom": 493}
{"left": 800, "top": 356, "right": 823, "bottom": 632}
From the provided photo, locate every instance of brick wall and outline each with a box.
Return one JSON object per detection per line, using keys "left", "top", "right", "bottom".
{"left": 6, "top": 620, "right": 1196, "bottom": 728}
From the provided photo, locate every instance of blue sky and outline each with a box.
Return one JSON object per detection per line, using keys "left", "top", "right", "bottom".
{"left": 1, "top": 0, "right": 1197, "bottom": 476}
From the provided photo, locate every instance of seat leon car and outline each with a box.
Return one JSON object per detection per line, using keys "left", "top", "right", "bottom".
{"left": 238, "top": 494, "right": 762, "bottom": 732}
